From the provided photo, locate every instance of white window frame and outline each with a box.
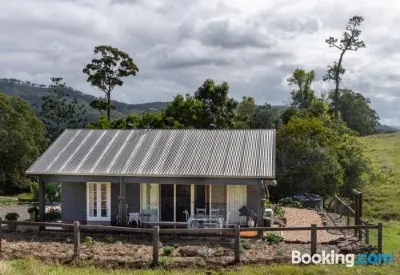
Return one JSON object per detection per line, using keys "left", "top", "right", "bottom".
{"left": 86, "top": 182, "right": 111, "bottom": 221}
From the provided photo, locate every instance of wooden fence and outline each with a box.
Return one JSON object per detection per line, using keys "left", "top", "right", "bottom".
{"left": 0, "top": 220, "right": 382, "bottom": 266}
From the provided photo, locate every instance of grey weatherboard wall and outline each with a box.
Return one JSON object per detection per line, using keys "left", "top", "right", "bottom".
{"left": 61, "top": 182, "right": 86, "bottom": 222}
{"left": 62, "top": 182, "right": 140, "bottom": 223}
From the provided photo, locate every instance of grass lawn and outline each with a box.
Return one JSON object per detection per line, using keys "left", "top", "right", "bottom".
{"left": 1, "top": 258, "right": 399, "bottom": 275}
{"left": 359, "top": 133, "right": 400, "bottom": 256}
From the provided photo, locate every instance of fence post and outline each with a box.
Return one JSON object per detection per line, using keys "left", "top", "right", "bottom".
{"left": 152, "top": 226, "right": 160, "bottom": 266}
{"left": 377, "top": 223, "right": 383, "bottom": 254}
{"left": 73, "top": 221, "right": 80, "bottom": 258}
{"left": 234, "top": 224, "right": 241, "bottom": 263}
{"left": 365, "top": 228, "right": 369, "bottom": 245}
{"left": 354, "top": 195, "right": 359, "bottom": 237}
{"left": 311, "top": 224, "right": 317, "bottom": 256}
{"left": 0, "top": 218, "right": 2, "bottom": 253}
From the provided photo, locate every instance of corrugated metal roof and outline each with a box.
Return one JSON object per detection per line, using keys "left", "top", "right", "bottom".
{"left": 26, "top": 129, "right": 275, "bottom": 178}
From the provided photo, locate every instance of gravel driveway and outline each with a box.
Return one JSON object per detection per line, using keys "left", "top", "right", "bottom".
{"left": 282, "top": 207, "right": 341, "bottom": 243}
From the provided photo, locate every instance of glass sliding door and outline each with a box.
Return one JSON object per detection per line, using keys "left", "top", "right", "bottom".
{"left": 175, "top": 185, "right": 191, "bottom": 222}
{"left": 140, "top": 183, "right": 159, "bottom": 222}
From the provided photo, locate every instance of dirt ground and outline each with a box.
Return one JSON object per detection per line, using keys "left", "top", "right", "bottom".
{"left": 0, "top": 238, "right": 339, "bottom": 269}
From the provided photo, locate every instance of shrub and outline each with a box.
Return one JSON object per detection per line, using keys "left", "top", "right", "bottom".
{"left": 197, "top": 247, "right": 212, "bottom": 259}
{"left": 84, "top": 236, "right": 94, "bottom": 245}
{"left": 44, "top": 207, "right": 61, "bottom": 221}
{"left": 103, "top": 236, "right": 117, "bottom": 244}
{"left": 5, "top": 212, "right": 19, "bottom": 221}
{"left": 163, "top": 246, "right": 175, "bottom": 256}
{"left": 265, "top": 199, "right": 285, "bottom": 217}
{"left": 278, "top": 197, "right": 303, "bottom": 208}
{"left": 241, "top": 240, "right": 251, "bottom": 250}
{"left": 265, "top": 233, "right": 283, "bottom": 244}
{"left": 158, "top": 257, "right": 173, "bottom": 268}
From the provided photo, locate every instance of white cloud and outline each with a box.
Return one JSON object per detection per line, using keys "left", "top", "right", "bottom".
{"left": 0, "top": 0, "right": 399, "bottom": 124}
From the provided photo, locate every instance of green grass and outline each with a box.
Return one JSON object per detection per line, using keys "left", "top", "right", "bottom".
{"left": 359, "top": 133, "right": 400, "bottom": 256}
{"left": 1, "top": 258, "right": 399, "bottom": 275}
{"left": 0, "top": 196, "right": 18, "bottom": 205}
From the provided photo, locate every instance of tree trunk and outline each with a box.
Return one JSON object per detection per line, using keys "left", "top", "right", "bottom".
{"left": 106, "top": 91, "right": 111, "bottom": 121}
{"left": 334, "top": 51, "right": 345, "bottom": 118}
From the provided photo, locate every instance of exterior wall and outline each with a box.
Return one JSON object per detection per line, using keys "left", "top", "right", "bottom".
{"left": 126, "top": 183, "right": 141, "bottom": 213}
{"left": 61, "top": 182, "right": 86, "bottom": 222}
{"left": 247, "top": 185, "right": 258, "bottom": 214}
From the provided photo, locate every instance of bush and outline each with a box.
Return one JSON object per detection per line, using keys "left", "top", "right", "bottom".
{"left": 29, "top": 182, "right": 61, "bottom": 202}
{"left": 265, "top": 199, "right": 285, "bottom": 217}
{"left": 265, "top": 233, "right": 283, "bottom": 244}
{"left": 27, "top": 206, "right": 39, "bottom": 214}
{"left": 5, "top": 212, "right": 19, "bottom": 221}
{"left": 163, "top": 246, "right": 175, "bottom": 256}
{"left": 266, "top": 233, "right": 283, "bottom": 244}
{"left": 44, "top": 207, "right": 61, "bottom": 221}
{"left": 103, "top": 236, "right": 116, "bottom": 244}
{"left": 84, "top": 236, "right": 94, "bottom": 245}
{"left": 158, "top": 257, "right": 173, "bottom": 268}
{"left": 278, "top": 197, "right": 303, "bottom": 208}
{"left": 17, "top": 193, "right": 34, "bottom": 201}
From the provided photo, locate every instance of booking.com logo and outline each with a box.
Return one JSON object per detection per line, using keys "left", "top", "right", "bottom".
{"left": 292, "top": 250, "right": 393, "bottom": 267}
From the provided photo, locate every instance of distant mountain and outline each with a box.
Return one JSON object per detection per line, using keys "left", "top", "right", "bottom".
{"left": 375, "top": 123, "right": 400, "bottom": 133}
{"left": 0, "top": 78, "right": 168, "bottom": 122}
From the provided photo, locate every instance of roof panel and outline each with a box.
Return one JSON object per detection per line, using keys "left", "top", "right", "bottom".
{"left": 26, "top": 129, "right": 275, "bottom": 178}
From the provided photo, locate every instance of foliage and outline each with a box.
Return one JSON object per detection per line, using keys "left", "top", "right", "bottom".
{"left": 197, "top": 247, "right": 212, "bottom": 259}
{"left": 275, "top": 117, "right": 345, "bottom": 198}
{"left": 38, "top": 77, "right": 87, "bottom": 142}
{"left": 324, "top": 15, "right": 366, "bottom": 117}
{"left": 194, "top": 79, "right": 238, "bottom": 128}
{"left": 5, "top": 212, "right": 19, "bottom": 221}
{"left": 264, "top": 199, "right": 285, "bottom": 217}
{"left": 277, "top": 197, "right": 303, "bottom": 208}
{"left": 0, "top": 94, "right": 46, "bottom": 194}
{"left": 17, "top": 193, "right": 34, "bottom": 201}
{"left": 44, "top": 207, "right": 61, "bottom": 221}
{"left": 45, "top": 183, "right": 61, "bottom": 202}
{"left": 265, "top": 233, "right": 283, "bottom": 244}
{"left": 240, "top": 239, "right": 251, "bottom": 250}
{"left": 158, "top": 257, "right": 173, "bottom": 268}
{"left": 163, "top": 246, "right": 175, "bottom": 256}
{"left": 287, "top": 68, "right": 316, "bottom": 109}
{"left": 84, "top": 236, "right": 95, "bottom": 246}
{"left": 83, "top": 45, "right": 139, "bottom": 120}
{"left": 234, "top": 96, "right": 256, "bottom": 128}
{"left": 103, "top": 236, "right": 116, "bottom": 244}
{"left": 163, "top": 94, "right": 204, "bottom": 128}
{"left": 252, "top": 103, "right": 280, "bottom": 129}
{"left": 330, "top": 89, "right": 379, "bottom": 135}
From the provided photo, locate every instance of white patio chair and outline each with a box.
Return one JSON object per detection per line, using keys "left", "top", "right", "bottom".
{"left": 224, "top": 209, "right": 234, "bottom": 228}
{"left": 196, "top": 208, "right": 207, "bottom": 215}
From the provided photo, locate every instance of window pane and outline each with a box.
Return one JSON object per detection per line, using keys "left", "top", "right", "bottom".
{"left": 101, "top": 208, "right": 107, "bottom": 217}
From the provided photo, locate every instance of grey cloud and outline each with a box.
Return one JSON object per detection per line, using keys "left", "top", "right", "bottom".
{"left": 188, "top": 19, "right": 274, "bottom": 49}
{"left": 269, "top": 17, "right": 321, "bottom": 36}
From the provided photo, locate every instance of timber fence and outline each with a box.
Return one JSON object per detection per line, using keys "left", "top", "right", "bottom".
{"left": 0, "top": 219, "right": 382, "bottom": 266}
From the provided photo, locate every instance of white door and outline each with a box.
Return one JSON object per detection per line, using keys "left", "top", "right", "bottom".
{"left": 227, "top": 185, "right": 247, "bottom": 225}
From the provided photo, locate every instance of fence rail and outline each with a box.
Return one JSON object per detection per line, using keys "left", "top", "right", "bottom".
{"left": 0, "top": 220, "right": 382, "bottom": 266}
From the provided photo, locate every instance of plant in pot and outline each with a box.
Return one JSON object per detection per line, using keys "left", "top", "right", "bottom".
{"left": 5, "top": 212, "right": 19, "bottom": 232}
{"left": 247, "top": 217, "right": 255, "bottom": 227}
{"left": 27, "top": 206, "right": 39, "bottom": 221}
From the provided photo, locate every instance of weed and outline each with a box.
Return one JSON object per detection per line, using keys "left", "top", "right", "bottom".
{"left": 265, "top": 233, "right": 283, "bottom": 244}
{"left": 84, "top": 236, "right": 94, "bottom": 246}
{"left": 163, "top": 246, "right": 174, "bottom": 256}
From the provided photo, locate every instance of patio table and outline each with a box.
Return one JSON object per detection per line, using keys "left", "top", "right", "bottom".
{"left": 187, "top": 215, "right": 224, "bottom": 228}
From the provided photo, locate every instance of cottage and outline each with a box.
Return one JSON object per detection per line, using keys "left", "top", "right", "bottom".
{"left": 26, "top": 129, "right": 276, "bottom": 228}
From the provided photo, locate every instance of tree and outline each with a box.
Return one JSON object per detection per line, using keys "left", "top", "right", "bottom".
{"left": 83, "top": 45, "right": 139, "bottom": 120}
{"left": 329, "top": 89, "right": 379, "bottom": 135}
{"left": 0, "top": 94, "right": 45, "bottom": 194}
{"left": 38, "top": 77, "right": 87, "bottom": 142}
{"left": 252, "top": 103, "right": 279, "bottom": 129}
{"left": 234, "top": 96, "right": 257, "bottom": 128}
{"left": 324, "top": 15, "right": 366, "bottom": 117}
{"left": 164, "top": 94, "right": 204, "bottom": 128}
{"left": 287, "top": 68, "right": 316, "bottom": 109}
{"left": 275, "top": 117, "right": 345, "bottom": 198}
{"left": 194, "top": 79, "right": 238, "bottom": 128}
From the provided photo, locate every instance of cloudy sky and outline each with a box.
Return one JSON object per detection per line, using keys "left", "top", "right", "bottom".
{"left": 1, "top": 0, "right": 399, "bottom": 125}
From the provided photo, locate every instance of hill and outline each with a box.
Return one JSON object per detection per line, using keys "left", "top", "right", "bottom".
{"left": 359, "top": 133, "right": 400, "bottom": 254}
{"left": 0, "top": 78, "right": 168, "bottom": 122}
